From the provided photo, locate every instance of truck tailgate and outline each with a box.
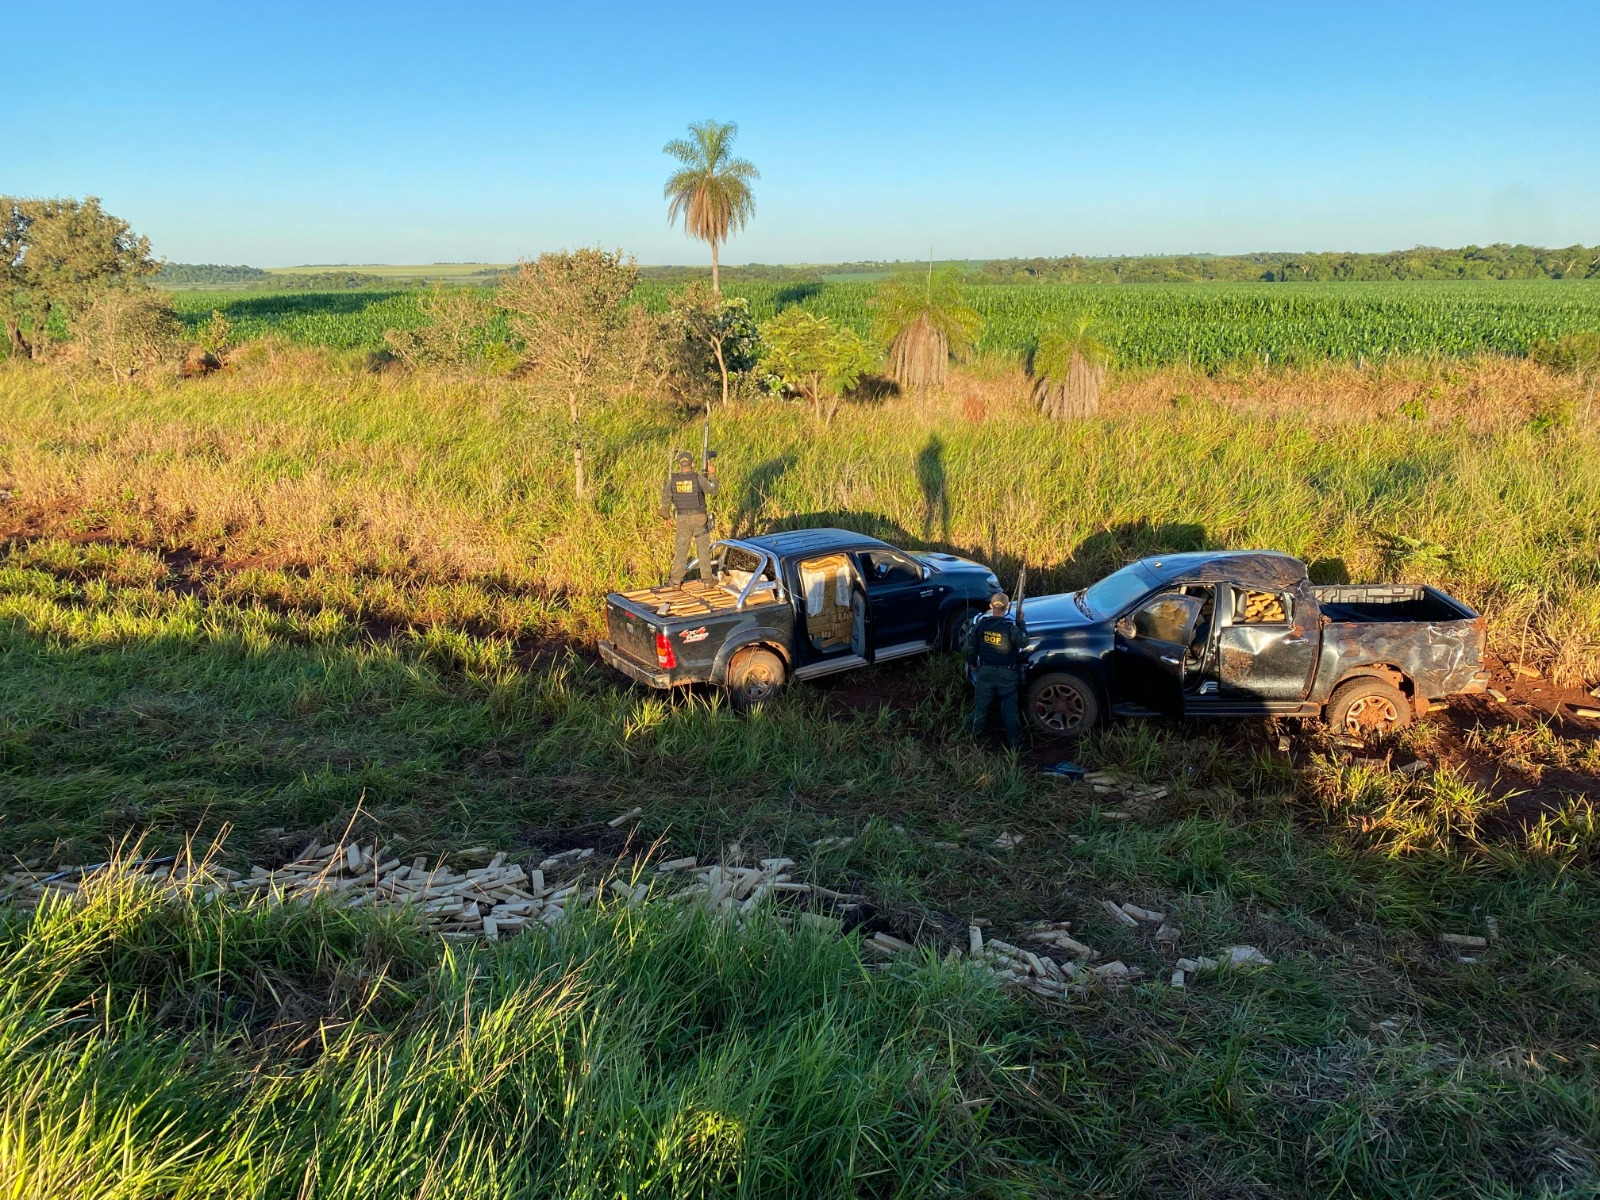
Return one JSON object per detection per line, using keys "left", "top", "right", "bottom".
{"left": 605, "top": 598, "right": 665, "bottom": 671}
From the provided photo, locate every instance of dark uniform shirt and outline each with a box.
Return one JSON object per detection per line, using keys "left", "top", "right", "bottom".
{"left": 661, "top": 470, "right": 717, "bottom": 517}
{"left": 966, "top": 613, "right": 1030, "bottom": 670}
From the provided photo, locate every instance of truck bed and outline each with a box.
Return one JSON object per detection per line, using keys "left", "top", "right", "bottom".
{"left": 617, "top": 580, "right": 780, "bottom": 618}
{"left": 1312, "top": 584, "right": 1474, "bottom": 624}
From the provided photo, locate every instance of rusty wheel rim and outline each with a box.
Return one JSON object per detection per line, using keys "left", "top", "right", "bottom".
{"left": 1035, "top": 683, "right": 1086, "bottom": 733}
{"left": 1344, "top": 695, "right": 1400, "bottom": 734}
{"left": 742, "top": 664, "right": 777, "bottom": 703}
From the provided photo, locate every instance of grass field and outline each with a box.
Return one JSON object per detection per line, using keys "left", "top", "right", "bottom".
{"left": 166, "top": 279, "right": 1600, "bottom": 367}
{"left": 3, "top": 349, "right": 1599, "bottom": 1197}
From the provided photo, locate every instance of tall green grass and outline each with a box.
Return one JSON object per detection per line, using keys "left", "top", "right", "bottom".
{"left": 0, "top": 874, "right": 1048, "bottom": 1198}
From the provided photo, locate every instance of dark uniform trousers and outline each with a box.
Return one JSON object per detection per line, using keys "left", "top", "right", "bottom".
{"left": 969, "top": 665, "right": 1022, "bottom": 748}
{"left": 670, "top": 514, "right": 713, "bottom": 587}
{"left": 965, "top": 612, "right": 1028, "bottom": 749}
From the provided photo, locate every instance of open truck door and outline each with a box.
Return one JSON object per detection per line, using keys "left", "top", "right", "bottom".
{"left": 850, "top": 563, "right": 875, "bottom": 665}
{"left": 1114, "top": 592, "right": 1203, "bottom": 718}
{"left": 795, "top": 551, "right": 874, "bottom": 673}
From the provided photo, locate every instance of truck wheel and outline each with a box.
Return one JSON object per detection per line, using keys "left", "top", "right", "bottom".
{"left": 1025, "top": 671, "right": 1101, "bottom": 740}
{"left": 942, "top": 605, "right": 978, "bottom": 651}
{"left": 727, "top": 647, "right": 786, "bottom": 711}
{"left": 1326, "top": 677, "right": 1411, "bottom": 738}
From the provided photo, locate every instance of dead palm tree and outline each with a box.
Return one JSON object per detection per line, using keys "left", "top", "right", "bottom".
{"left": 870, "top": 267, "right": 983, "bottom": 398}
{"left": 663, "top": 120, "right": 759, "bottom": 295}
{"left": 1033, "top": 315, "right": 1112, "bottom": 421}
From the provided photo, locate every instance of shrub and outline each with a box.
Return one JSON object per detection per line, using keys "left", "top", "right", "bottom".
{"left": 68, "top": 286, "right": 184, "bottom": 382}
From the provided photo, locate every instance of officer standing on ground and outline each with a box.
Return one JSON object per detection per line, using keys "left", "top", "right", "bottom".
{"left": 662, "top": 449, "right": 718, "bottom": 586}
{"left": 965, "top": 591, "right": 1030, "bottom": 750}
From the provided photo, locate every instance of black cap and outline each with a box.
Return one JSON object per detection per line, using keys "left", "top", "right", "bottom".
{"left": 675, "top": 450, "right": 693, "bottom": 466}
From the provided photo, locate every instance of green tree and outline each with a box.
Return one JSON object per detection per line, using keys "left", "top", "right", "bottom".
{"left": 498, "top": 248, "right": 645, "bottom": 498}
{"left": 1, "top": 196, "right": 156, "bottom": 359}
{"left": 760, "top": 309, "right": 875, "bottom": 425}
{"left": 662, "top": 121, "right": 758, "bottom": 295}
{"left": 670, "top": 281, "right": 760, "bottom": 410}
{"left": 1032, "top": 315, "right": 1112, "bottom": 421}
{"left": 870, "top": 267, "right": 983, "bottom": 398}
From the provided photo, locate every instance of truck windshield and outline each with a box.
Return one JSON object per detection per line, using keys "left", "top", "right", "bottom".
{"left": 1078, "top": 563, "right": 1156, "bottom": 619}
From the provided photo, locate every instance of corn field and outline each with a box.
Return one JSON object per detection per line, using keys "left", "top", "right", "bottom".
{"left": 170, "top": 280, "right": 1600, "bottom": 368}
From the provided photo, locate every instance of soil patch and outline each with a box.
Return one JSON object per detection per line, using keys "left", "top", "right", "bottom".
{"left": 818, "top": 664, "right": 935, "bottom": 719}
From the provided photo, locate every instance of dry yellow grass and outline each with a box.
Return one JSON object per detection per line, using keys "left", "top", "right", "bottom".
{"left": 3, "top": 349, "right": 1597, "bottom": 680}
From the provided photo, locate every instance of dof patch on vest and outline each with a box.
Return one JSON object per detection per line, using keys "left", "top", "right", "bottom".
{"left": 983, "top": 630, "right": 1005, "bottom": 646}
{"left": 675, "top": 480, "right": 695, "bottom": 493}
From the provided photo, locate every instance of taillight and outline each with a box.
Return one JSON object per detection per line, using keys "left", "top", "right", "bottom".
{"left": 655, "top": 632, "right": 677, "bottom": 669}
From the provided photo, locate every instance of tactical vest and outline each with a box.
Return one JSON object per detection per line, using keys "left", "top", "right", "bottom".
{"left": 668, "top": 471, "right": 707, "bottom": 515}
{"left": 973, "top": 615, "right": 1024, "bottom": 668}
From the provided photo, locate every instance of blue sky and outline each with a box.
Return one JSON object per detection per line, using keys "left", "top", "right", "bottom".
{"left": 11, "top": 1, "right": 1598, "bottom": 266}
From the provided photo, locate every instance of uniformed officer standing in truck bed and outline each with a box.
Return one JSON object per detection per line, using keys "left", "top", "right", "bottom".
{"left": 662, "top": 449, "right": 718, "bottom": 586}
{"left": 965, "top": 591, "right": 1031, "bottom": 750}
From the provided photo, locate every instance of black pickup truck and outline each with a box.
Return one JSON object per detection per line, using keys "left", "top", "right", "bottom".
{"left": 1015, "top": 551, "right": 1489, "bottom": 739}
{"left": 599, "top": 528, "right": 1000, "bottom": 707}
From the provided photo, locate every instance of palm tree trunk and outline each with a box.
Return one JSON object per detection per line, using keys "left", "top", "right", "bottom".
{"left": 713, "top": 339, "right": 729, "bottom": 408}
{"left": 710, "top": 238, "right": 720, "bottom": 296}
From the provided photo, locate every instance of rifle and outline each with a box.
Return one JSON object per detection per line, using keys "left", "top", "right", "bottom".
{"left": 702, "top": 406, "right": 717, "bottom": 533}
{"left": 1013, "top": 564, "right": 1030, "bottom": 683}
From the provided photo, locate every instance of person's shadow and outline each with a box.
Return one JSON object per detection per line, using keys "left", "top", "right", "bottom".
{"left": 730, "top": 454, "right": 797, "bottom": 537}
{"left": 916, "top": 435, "right": 951, "bottom": 546}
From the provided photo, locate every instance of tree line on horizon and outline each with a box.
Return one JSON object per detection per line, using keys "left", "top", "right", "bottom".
{"left": 152, "top": 242, "right": 1600, "bottom": 290}
{"left": 979, "top": 243, "right": 1600, "bottom": 284}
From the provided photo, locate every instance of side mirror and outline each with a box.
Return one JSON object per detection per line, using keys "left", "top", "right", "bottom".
{"left": 1115, "top": 616, "right": 1137, "bottom": 639}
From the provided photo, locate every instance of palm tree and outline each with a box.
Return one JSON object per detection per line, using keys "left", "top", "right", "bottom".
{"left": 663, "top": 120, "right": 759, "bottom": 294}
{"left": 871, "top": 266, "right": 983, "bottom": 398}
{"left": 1032, "top": 315, "right": 1112, "bottom": 421}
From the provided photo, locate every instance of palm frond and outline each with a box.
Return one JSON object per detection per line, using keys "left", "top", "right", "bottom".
{"left": 1033, "top": 314, "right": 1112, "bottom": 420}
{"left": 662, "top": 138, "right": 699, "bottom": 166}
{"left": 662, "top": 121, "right": 759, "bottom": 245}
{"left": 869, "top": 269, "right": 983, "bottom": 394}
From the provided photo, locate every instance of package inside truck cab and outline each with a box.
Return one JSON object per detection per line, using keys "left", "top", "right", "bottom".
{"left": 798, "top": 553, "right": 854, "bottom": 650}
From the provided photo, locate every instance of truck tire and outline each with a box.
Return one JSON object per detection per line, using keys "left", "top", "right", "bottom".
{"left": 1025, "top": 671, "right": 1101, "bottom": 740}
{"left": 726, "top": 647, "right": 786, "bottom": 711}
{"left": 942, "top": 605, "right": 979, "bottom": 651}
{"left": 1326, "top": 676, "right": 1411, "bottom": 738}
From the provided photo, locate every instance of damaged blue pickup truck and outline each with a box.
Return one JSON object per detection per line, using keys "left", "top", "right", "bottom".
{"left": 1014, "top": 550, "right": 1490, "bottom": 739}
